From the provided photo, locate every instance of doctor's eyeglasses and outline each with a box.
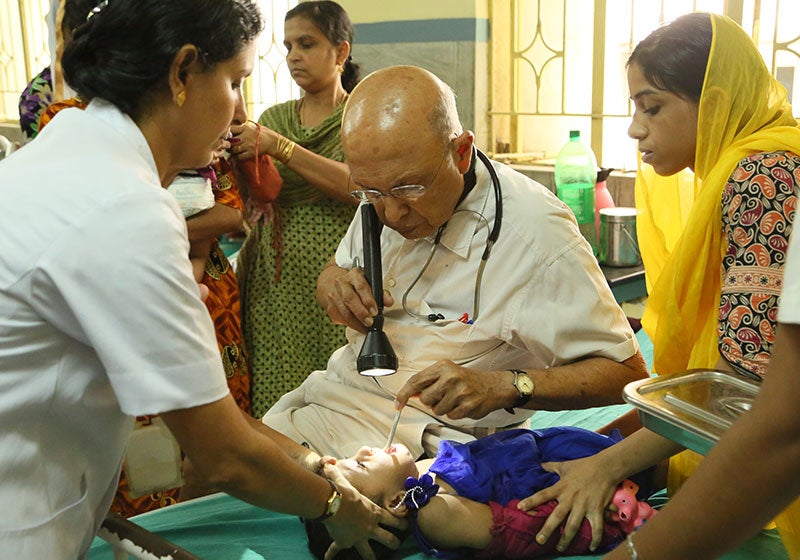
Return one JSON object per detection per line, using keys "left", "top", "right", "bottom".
{"left": 350, "top": 183, "right": 427, "bottom": 203}
{"left": 349, "top": 143, "right": 451, "bottom": 204}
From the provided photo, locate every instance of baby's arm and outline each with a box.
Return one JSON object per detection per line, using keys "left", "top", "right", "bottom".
{"left": 417, "top": 495, "right": 629, "bottom": 558}
{"left": 189, "top": 238, "right": 213, "bottom": 283}
{"left": 416, "top": 493, "right": 494, "bottom": 550}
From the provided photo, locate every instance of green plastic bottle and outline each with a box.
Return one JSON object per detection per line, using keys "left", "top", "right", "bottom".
{"left": 554, "top": 130, "right": 599, "bottom": 255}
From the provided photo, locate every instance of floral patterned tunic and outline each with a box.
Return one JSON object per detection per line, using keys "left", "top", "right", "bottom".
{"left": 18, "top": 66, "right": 53, "bottom": 141}
{"left": 719, "top": 151, "right": 799, "bottom": 378}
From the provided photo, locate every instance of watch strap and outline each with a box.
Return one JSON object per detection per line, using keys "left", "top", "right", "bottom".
{"left": 308, "top": 479, "right": 341, "bottom": 522}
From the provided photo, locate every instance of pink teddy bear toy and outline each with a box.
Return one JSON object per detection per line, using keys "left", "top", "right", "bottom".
{"left": 610, "top": 479, "right": 658, "bottom": 533}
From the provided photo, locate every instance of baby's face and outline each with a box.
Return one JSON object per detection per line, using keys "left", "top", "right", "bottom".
{"left": 337, "top": 444, "right": 418, "bottom": 505}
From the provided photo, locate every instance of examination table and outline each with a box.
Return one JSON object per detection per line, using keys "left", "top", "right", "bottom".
{"left": 89, "top": 331, "right": 789, "bottom": 560}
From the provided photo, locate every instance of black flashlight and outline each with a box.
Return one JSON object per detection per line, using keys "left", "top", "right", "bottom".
{"left": 357, "top": 204, "right": 398, "bottom": 376}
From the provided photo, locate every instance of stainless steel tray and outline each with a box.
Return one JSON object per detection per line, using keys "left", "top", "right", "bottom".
{"left": 623, "top": 369, "right": 760, "bottom": 455}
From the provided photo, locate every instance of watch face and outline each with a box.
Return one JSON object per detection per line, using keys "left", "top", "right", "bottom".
{"left": 330, "top": 496, "right": 342, "bottom": 516}
{"left": 517, "top": 374, "right": 534, "bottom": 395}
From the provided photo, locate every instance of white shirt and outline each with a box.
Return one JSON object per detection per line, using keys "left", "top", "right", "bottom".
{"left": 264, "top": 156, "right": 638, "bottom": 459}
{"left": 0, "top": 100, "right": 229, "bottom": 558}
{"left": 779, "top": 226, "right": 800, "bottom": 324}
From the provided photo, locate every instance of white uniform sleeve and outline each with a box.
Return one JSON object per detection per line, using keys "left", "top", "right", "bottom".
{"left": 778, "top": 227, "right": 800, "bottom": 325}
{"left": 31, "top": 190, "right": 229, "bottom": 416}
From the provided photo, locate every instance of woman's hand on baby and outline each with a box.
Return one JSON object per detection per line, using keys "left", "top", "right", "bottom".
{"left": 321, "top": 463, "right": 407, "bottom": 560}
{"left": 516, "top": 457, "right": 618, "bottom": 553}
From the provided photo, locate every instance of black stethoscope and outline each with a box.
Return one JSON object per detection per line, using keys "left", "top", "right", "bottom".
{"left": 401, "top": 148, "right": 503, "bottom": 323}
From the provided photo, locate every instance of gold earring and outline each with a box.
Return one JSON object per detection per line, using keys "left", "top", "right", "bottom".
{"left": 176, "top": 91, "right": 186, "bottom": 108}
{"left": 335, "top": 64, "right": 344, "bottom": 75}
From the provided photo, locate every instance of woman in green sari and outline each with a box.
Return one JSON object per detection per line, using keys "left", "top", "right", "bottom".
{"left": 231, "top": 1, "right": 359, "bottom": 416}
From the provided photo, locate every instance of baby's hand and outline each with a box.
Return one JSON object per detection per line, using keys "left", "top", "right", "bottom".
{"left": 305, "top": 454, "right": 337, "bottom": 475}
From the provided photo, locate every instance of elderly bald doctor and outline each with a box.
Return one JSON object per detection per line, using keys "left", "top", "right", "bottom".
{"left": 261, "top": 65, "right": 648, "bottom": 459}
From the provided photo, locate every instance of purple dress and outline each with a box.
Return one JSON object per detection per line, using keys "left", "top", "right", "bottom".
{"left": 408, "top": 427, "right": 624, "bottom": 558}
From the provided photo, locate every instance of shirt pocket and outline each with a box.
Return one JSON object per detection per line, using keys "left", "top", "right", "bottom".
{"left": 389, "top": 299, "right": 502, "bottom": 370}
{"left": 1, "top": 472, "right": 93, "bottom": 557}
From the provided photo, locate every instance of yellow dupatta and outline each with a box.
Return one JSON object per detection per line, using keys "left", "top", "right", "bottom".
{"left": 637, "top": 17, "right": 800, "bottom": 549}
{"left": 634, "top": 160, "right": 696, "bottom": 295}
{"left": 640, "top": 13, "right": 800, "bottom": 377}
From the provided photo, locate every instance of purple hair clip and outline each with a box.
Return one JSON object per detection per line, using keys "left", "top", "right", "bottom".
{"left": 396, "top": 473, "right": 440, "bottom": 511}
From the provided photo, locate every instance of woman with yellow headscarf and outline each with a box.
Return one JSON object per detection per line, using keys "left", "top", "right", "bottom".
{"left": 513, "top": 12, "right": 800, "bottom": 557}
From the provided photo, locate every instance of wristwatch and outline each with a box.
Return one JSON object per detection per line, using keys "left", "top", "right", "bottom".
{"left": 310, "top": 479, "right": 342, "bottom": 522}
{"left": 506, "top": 368, "right": 534, "bottom": 413}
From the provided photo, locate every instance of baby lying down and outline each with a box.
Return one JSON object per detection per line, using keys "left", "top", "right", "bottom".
{"left": 305, "top": 427, "right": 657, "bottom": 559}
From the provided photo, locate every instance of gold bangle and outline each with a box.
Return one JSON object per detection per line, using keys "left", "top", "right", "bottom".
{"left": 275, "top": 135, "right": 286, "bottom": 162}
{"left": 275, "top": 135, "right": 296, "bottom": 164}
{"left": 284, "top": 139, "right": 295, "bottom": 163}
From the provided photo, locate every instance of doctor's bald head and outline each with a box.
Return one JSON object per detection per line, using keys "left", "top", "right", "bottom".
{"left": 341, "top": 66, "right": 475, "bottom": 239}
{"left": 342, "top": 65, "right": 461, "bottom": 155}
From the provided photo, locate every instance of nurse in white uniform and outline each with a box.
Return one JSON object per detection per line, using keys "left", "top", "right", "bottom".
{"left": 0, "top": 1, "right": 401, "bottom": 559}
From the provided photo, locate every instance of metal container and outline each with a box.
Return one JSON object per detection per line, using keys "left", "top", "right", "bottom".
{"left": 623, "top": 369, "right": 759, "bottom": 455}
{"left": 599, "top": 207, "right": 642, "bottom": 267}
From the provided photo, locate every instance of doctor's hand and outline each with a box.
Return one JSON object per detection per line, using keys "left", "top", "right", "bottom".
{"left": 516, "top": 456, "right": 618, "bottom": 553}
{"left": 394, "top": 361, "right": 509, "bottom": 420}
{"left": 317, "top": 263, "right": 395, "bottom": 334}
{"left": 321, "top": 464, "right": 407, "bottom": 560}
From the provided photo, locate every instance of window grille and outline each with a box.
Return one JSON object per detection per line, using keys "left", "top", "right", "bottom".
{"left": 489, "top": 0, "right": 800, "bottom": 170}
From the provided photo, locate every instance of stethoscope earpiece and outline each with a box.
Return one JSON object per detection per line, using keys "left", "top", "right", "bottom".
{"left": 427, "top": 313, "right": 445, "bottom": 322}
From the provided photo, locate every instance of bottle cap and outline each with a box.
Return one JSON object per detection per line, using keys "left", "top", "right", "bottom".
{"left": 597, "top": 167, "right": 614, "bottom": 182}
{"left": 569, "top": 130, "right": 580, "bottom": 140}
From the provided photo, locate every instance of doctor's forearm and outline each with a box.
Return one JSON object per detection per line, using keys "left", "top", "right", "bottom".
{"left": 524, "top": 353, "right": 648, "bottom": 410}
